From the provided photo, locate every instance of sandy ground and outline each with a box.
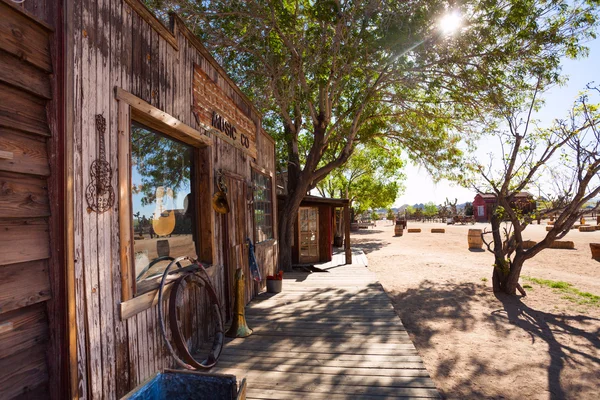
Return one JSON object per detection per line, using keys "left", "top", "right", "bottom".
{"left": 353, "top": 221, "right": 600, "bottom": 400}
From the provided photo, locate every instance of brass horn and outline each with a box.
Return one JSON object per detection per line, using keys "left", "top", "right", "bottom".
{"left": 212, "top": 171, "right": 230, "bottom": 214}
{"left": 225, "top": 268, "right": 252, "bottom": 338}
{"left": 212, "top": 191, "right": 230, "bottom": 214}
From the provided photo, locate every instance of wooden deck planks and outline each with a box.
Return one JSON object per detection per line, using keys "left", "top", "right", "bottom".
{"left": 210, "top": 252, "right": 440, "bottom": 399}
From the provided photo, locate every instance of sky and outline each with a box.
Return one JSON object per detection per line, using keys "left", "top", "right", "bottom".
{"left": 394, "top": 37, "right": 600, "bottom": 207}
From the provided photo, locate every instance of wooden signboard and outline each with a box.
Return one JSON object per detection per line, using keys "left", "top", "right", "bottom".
{"left": 192, "top": 65, "right": 258, "bottom": 158}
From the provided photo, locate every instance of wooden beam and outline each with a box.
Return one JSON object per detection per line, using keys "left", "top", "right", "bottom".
{"left": 198, "top": 146, "right": 215, "bottom": 264}
{"left": 117, "top": 101, "right": 134, "bottom": 301}
{"left": 123, "top": 0, "right": 178, "bottom": 50}
{"left": 250, "top": 161, "right": 273, "bottom": 178}
{"left": 120, "top": 283, "right": 173, "bottom": 320}
{"left": 344, "top": 204, "right": 352, "bottom": 265}
{"left": 115, "top": 87, "right": 212, "bottom": 148}
{"left": 119, "top": 265, "right": 218, "bottom": 319}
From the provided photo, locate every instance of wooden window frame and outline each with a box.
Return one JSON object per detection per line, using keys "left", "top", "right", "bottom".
{"left": 251, "top": 165, "right": 274, "bottom": 244}
{"left": 115, "top": 88, "right": 214, "bottom": 317}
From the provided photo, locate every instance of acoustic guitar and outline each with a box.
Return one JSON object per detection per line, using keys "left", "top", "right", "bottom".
{"left": 152, "top": 186, "right": 176, "bottom": 236}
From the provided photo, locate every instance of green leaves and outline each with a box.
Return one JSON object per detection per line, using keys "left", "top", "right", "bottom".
{"left": 316, "top": 141, "right": 405, "bottom": 214}
{"left": 147, "top": 0, "right": 599, "bottom": 198}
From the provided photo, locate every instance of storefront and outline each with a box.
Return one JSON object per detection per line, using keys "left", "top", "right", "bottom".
{"left": 0, "top": 0, "right": 278, "bottom": 398}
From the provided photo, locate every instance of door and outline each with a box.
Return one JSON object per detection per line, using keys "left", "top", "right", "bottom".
{"left": 221, "top": 174, "right": 249, "bottom": 319}
{"left": 298, "top": 207, "right": 319, "bottom": 263}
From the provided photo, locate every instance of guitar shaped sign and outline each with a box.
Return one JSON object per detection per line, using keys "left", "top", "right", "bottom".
{"left": 152, "top": 186, "right": 176, "bottom": 236}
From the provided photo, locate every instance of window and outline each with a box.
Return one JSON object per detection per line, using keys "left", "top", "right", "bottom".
{"left": 477, "top": 205, "right": 485, "bottom": 216}
{"left": 130, "top": 122, "right": 198, "bottom": 294}
{"left": 252, "top": 169, "right": 273, "bottom": 242}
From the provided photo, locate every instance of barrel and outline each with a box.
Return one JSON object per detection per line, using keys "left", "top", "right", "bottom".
{"left": 157, "top": 239, "right": 170, "bottom": 257}
{"left": 590, "top": 243, "right": 600, "bottom": 260}
{"left": 394, "top": 225, "right": 403, "bottom": 236}
{"left": 468, "top": 229, "right": 483, "bottom": 249}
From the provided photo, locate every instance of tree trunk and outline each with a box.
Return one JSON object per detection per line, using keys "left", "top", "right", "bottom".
{"left": 277, "top": 183, "right": 308, "bottom": 272}
{"left": 492, "top": 252, "right": 526, "bottom": 295}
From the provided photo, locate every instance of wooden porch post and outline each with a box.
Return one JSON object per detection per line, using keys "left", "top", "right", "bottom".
{"left": 344, "top": 204, "right": 352, "bottom": 264}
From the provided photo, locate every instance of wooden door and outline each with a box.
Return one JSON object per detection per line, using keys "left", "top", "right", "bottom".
{"left": 298, "top": 207, "right": 319, "bottom": 263}
{"left": 221, "top": 174, "right": 249, "bottom": 319}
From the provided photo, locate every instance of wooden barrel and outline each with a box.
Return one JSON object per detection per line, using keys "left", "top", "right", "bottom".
{"left": 157, "top": 239, "right": 170, "bottom": 257}
{"left": 590, "top": 243, "right": 600, "bottom": 260}
{"left": 468, "top": 229, "right": 483, "bottom": 249}
{"left": 394, "top": 225, "right": 403, "bottom": 236}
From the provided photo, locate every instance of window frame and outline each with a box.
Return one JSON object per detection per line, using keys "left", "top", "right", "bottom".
{"left": 116, "top": 88, "right": 214, "bottom": 309}
{"left": 477, "top": 205, "right": 485, "bottom": 216}
{"left": 251, "top": 166, "right": 274, "bottom": 244}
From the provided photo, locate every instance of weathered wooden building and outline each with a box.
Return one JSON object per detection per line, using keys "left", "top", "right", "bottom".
{"left": 277, "top": 195, "right": 351, "bottom": 266}
{"left": 0, "top": 0, "right": 278, "bottom": 398}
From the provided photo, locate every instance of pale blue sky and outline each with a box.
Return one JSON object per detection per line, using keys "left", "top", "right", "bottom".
{"left": 394, "top": 37, "right": 600, "bottom": 206}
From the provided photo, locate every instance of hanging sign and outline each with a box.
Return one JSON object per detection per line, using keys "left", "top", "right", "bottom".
{"left": 192, "top": 65, "right": 258, "bottom": 158}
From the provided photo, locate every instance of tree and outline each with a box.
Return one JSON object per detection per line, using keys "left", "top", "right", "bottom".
{"left": 371, "top": 211, "right": 380, "bottom": 221}
{"left": 442, "top": 197, "right": 459, "bottom": 217}
{"left": 466, "top": 86, "right": 600, "bottom": 295}
{"left": 386, "top": 208, "right": 395, "bottom": 220}
{"left": 316, "top": 142, "right": 404, "bottom": 215}
{"left": 149, "top": 0, "right": 599, "bottom": 270}
{"left": 464, "top": 202, "right": 474, "bottom": 216}
{"left": 414, "top": 207, "right": 424, "bottom": 220}
{"left": 423, "top": 202, "right": 438, "bottom": 219}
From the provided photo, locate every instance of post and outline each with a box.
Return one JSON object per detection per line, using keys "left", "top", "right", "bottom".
{"left": 344, "top": 203, "right": 352, "bottom": 264}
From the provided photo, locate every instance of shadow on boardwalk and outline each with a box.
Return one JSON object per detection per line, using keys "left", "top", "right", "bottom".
{"left": 210, "top": 267, "right": 440, "bottom": 399}
{"left": 387, "top": 280, "right": 600, "bottom": 399}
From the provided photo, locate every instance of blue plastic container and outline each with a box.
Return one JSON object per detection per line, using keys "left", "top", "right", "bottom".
{"left": 122, "top": 369, "right": 244, "bottom": 400}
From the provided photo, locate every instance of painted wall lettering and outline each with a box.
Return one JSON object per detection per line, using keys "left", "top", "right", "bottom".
{"left": 212, "top": 111, "right": 238, "bottom": 140}
{"left": 193, "top": 65, "right": 258, "bottom": 158}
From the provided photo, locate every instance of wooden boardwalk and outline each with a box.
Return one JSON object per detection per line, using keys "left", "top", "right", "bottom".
{"left": 212, "top": 251, "right": 440, "bottom": 399}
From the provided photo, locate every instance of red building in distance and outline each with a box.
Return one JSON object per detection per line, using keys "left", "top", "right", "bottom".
{"left": 473, "top": 192, "right": 536, "bottom": 222}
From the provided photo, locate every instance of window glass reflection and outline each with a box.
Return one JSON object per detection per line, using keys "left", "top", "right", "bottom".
{"left": 131, "top": 122, "right": 198, "bottom": 294}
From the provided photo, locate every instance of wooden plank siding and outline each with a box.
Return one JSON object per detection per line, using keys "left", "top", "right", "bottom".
{"left": 63, "top": 1, "right": 278, "bottom": 398}
{"left": 0, "top": 1, "right": 63, "bottom": 399}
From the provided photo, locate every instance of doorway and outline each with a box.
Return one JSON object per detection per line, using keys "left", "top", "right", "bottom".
{"left": 298, "top": 207, "right": 319, "bottom": 263}
{"left": 221, "top": 174, "right": 249, "bottom": 319}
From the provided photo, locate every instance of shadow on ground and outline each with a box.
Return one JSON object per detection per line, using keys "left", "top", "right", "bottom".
{"left": 350, "top": 230, "right": 389, "bottom": 254}
{"left": 493, "top": 293, "right": 600, "bottom": 400}
{"left": 387, "top": 280, "right": 600, "bottom": 399}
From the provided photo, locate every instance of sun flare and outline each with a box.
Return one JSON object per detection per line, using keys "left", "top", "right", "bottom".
{"left": 439, "top": 11, "right": 462, "bottom": 35}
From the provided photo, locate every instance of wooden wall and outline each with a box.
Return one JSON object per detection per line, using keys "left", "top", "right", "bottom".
{"left": 66, "top": 0, "right": 278, "bottom": 398}
{"left": 0, "top": 1, "right": 64, "bottom": 399}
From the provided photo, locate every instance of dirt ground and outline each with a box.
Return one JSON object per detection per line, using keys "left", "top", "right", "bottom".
{"left": 352, "top": 221, "right": 600, "bottom": 400}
